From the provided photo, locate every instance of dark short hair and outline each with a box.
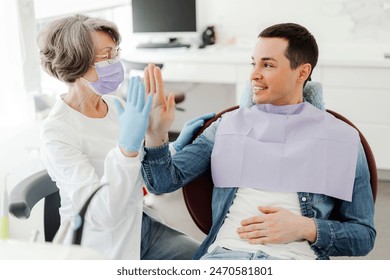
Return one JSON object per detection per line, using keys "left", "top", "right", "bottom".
{"left": 259, "top": 23, "right": 318, "bottom": 82}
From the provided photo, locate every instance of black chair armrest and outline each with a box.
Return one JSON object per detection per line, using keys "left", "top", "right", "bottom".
{"left": 9, "top": 169, "right": 58, "bottom": 219}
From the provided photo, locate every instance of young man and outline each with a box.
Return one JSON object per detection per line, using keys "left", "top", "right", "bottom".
{"left": 141, "top": 23, "right": 375, "bottom": 260}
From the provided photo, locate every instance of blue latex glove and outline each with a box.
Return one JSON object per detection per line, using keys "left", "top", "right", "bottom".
{"left": 172, "top": 112, "right": 215, "bottom": 151}
{"left": 113, "top": 76, "right": 152, "bottom": 152}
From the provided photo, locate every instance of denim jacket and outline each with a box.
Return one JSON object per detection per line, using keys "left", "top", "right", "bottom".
{"left": 142, "top": 120, "right": 376, "bottom": 260}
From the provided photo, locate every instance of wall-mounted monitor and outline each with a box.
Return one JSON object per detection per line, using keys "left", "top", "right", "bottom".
{"left": 131, "top": 0, "right": 198, "bottom": 46}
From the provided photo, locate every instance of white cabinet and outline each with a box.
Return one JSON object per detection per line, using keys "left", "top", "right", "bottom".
{"left": 318, "top": 65, "right": 390, "bottom": 171}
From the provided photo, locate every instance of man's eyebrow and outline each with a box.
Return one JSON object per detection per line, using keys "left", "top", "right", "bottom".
{"left": 251, "top": 56, "right": 278, "bottom": 62}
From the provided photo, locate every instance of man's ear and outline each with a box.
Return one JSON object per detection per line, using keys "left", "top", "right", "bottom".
{"left": 298, "top": 63, "right": 312, "bottom": 82}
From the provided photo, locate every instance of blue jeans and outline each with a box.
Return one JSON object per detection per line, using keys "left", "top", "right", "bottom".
{"left": 140, "top": 213, "right": 200, "bottom": 260}
{"left": 200, "top": 246, "right": 291, "bottom": 260}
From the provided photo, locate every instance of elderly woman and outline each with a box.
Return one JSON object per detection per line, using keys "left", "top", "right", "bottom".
{"left": 37, "top": 14, "right": 203, "bottom": 259}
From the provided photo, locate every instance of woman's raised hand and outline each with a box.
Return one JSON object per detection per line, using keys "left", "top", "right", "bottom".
{"left": 113, "top": 76, "right": 152, "bottom": 156}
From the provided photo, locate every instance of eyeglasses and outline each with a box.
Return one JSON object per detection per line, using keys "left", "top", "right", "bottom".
{"left": 94, "top": 47, "right": 121, "bottom": 63}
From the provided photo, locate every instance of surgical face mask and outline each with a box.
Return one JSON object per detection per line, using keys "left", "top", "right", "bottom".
{"left": 83, "top": 57, "right": 125, "bottom": 95}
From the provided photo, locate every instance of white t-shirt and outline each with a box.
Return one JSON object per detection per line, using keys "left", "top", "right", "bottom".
{"left": 210, "top": 188, "right": 317, "bottom": 259}
{"left": 40, "top": 94, "right": 144, "bottom": 259}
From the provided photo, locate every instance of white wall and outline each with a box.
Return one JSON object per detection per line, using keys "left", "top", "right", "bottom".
{"left": 196, "top": 0, "right": 390, "bottom": 48}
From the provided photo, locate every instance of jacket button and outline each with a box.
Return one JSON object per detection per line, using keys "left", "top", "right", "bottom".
{"left": 301, "top": 196, "right": 307, "bottom": 202}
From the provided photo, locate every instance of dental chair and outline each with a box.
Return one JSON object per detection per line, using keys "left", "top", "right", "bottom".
{"left": 8, "top": 169, "right": 99, "bottom": 244}
{"left": 6, "top": 170, "right": 107, "bottom": 259}
{"left": 182, "top": 82, "right": 378, "bottom": 234}
{"left": 9, "top": 169, "right": 60, "bottom": 242}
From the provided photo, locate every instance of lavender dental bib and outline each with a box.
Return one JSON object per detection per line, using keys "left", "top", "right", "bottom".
{"left": 211, "top": 102, "right": 359, "bottom": 201}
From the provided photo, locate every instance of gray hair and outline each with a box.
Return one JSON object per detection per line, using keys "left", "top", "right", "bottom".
{"left": 37, "top": 14, "right": 121, "bottom": 83}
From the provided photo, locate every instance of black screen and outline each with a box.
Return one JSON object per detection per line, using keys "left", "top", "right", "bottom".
{"left": 132, "top": 0, "right": 197, "bottom": 33}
